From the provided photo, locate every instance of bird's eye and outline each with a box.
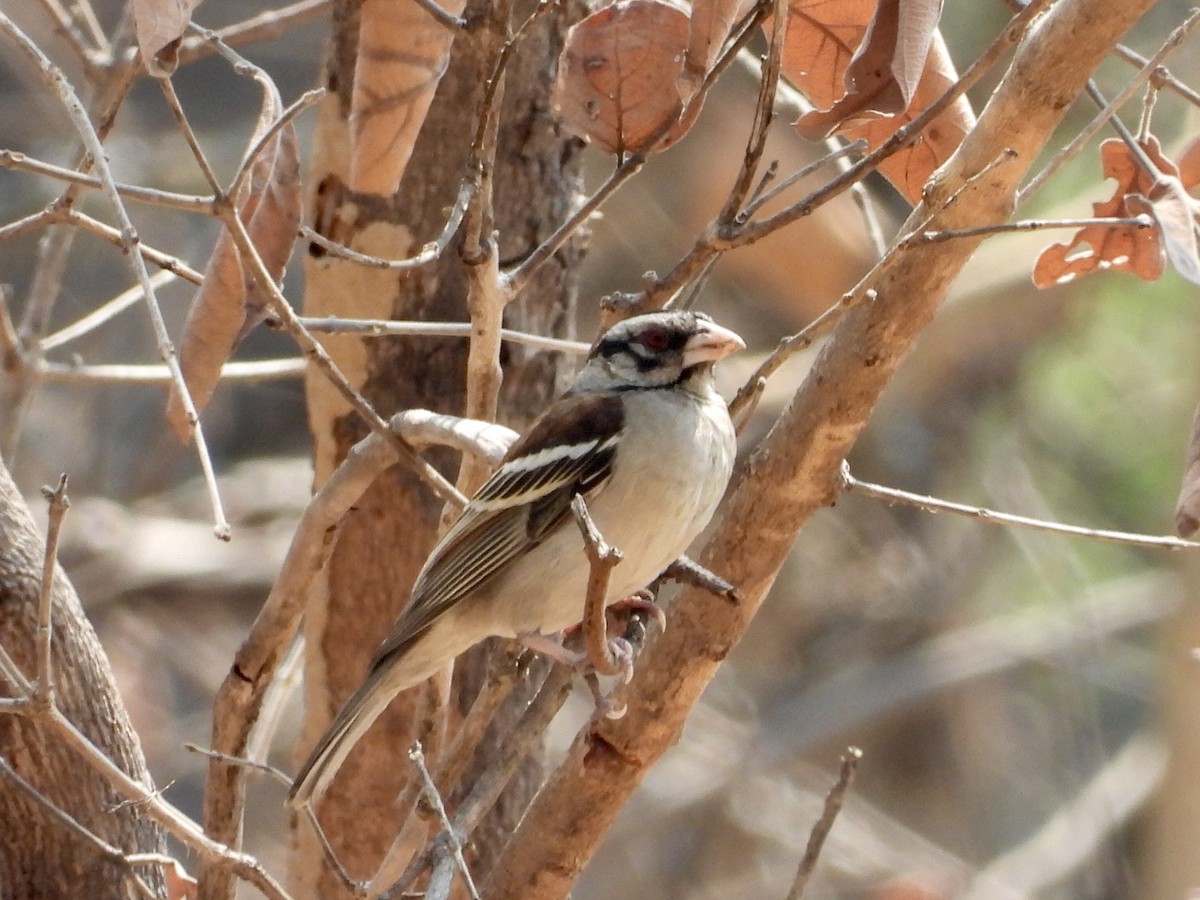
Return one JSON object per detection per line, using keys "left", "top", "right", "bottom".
{"left": 639, "top": 328, "right": 670, "bottom": 352}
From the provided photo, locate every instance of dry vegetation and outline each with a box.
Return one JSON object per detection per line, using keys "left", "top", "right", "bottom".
{"left": 2, "top": 0, "right": 1200, "bottom": 897}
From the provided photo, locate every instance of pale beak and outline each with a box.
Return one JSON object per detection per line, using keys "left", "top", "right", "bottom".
{"left": 682, "top": 320, "right": 745, "bottom": 367}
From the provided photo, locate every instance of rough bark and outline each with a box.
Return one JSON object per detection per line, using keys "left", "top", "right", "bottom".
{"left": 291, "top": 0, "right": 582, "bottom": 894}
{"left": 484, "top": 0, "right": 1160, "bottom": 895}
{"left": 0, "top": 458, "right": 165, "bottom": 898}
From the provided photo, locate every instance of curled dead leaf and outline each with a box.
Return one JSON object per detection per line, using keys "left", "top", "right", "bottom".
{"left": 680, "top": 0, "right": 755, "bottom": 103}
{"left": 552, "top": 0, "right": 699, "bottom": 156}
{"left": 1179, "top": 133, "right": 1200, "bottom": 193}
{"left": 1032, "top": 137, "right": 1179, "bottom": 289}
{"left": 164, "top": 858, "right": 198, "bottom": 900}
{"left": 779, "top": 0, "right": 972, "bottom": 204}
{"left": 1129, "top": 177, "right": 1200, "bottom": 285}
{"left": 796, "top": 0, "right": 943, "bottom": 138}
{"left": 350, "top": 0, "right": 467, "bottom": 195}
{"left": 131, "top": 0, "right": 205, "bottom": 75}
{"left": 166, "top": 87, "right": 302, "bottom": 442}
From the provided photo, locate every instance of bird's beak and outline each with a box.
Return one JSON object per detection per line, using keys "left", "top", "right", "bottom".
{"left": 682, "top": 320, "right": 745, "bottom": 367}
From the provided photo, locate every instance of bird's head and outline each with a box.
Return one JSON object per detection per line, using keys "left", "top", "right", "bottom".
{"left": 574, "top": 311, "right": 744, "bottom": 394}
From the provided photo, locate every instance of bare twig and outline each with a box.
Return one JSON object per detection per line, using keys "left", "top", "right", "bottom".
{"left": 0, "top": 205, "right": 61, "bottom": 243}
{"left": 157, "top": 75, "right": 223, "bottom": 194}
{"left": 63, "top": 209, "right": 206, "bottom": 283}
{"left": 297, "top": 316, "right": 589, "bottom": 354}
{"left": 388, "top": 667, "right": 574, "bottom": 900}
{"left": 176, "top": 0, "right": 332, "bottom": 66}
{"left": 40, "top": 270, "right": 180, "bottom": 351}
{"left": 786, "top": 747, "right": 862, "bottom": 900}
{"left": 2, "top": 698, "right": 293, "bottom": 899}
{"left": 912, "top": 215, "right": 1153, "bottom": 244}
{"left": 34, "top": 475, "right": 69, "bottom": 707}
{"left": 0, "top": 755, "right": 159, "bottom": 899}
{"left": 1017, "top": 8, "right": 1200, "bottom": 203}
{"left": 300, "top": 179, "right": 474, "bottom": 270}
{"left": 409, "top": 743, "right": 480, "bottom": 900}
{"left": 218, "top": 206, "right": 466, "bottom": 509}
{"left": 840, "top": 461, "right": 1200, "bottom": 550}
{"left": 571, "top": 494, "right": 625, "bottom": 678}
{"left": 0, "top": 149, "right": 216, "bottom": 213}
{"left": 36, "top": 357, "right": 306, "bottom": 385}
{"left": 0, "top": 12, "right": 231, "bottom": 539}
{"left": 183, "top": 743, "right": 292, "bottom": 787}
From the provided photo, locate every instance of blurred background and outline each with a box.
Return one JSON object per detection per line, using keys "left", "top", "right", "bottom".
{"left": 2, "top": 1, "right": 1200, "bottom": 897}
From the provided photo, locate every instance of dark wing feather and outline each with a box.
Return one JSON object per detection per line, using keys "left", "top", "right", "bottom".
{"left": 369, "top": 393, "right": 623, "bottom": 665}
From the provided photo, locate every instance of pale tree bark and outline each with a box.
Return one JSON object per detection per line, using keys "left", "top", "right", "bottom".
{"left": 291, "top": 0, "right": 583, "bottom": 894}
{"left": 0, "top": 457, "right": 165, "bottom": 898}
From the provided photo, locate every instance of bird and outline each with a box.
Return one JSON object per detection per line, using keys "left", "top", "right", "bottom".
{"left": 289, "top": 309, "right": 743, "bottom": 808}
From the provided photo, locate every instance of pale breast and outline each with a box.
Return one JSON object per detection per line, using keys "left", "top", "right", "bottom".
{"left": 494, "top": 385, "right": 736, "bottom": 637}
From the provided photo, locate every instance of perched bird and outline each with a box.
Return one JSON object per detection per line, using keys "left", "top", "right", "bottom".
{"left": 289, "top": 310, "right": 743, "bottom": 808}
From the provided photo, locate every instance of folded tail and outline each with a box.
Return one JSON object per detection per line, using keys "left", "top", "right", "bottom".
{"left": 288, "top": 666, "right": 398, "bottom": 809}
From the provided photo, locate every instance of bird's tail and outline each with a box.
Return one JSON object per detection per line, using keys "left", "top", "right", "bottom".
{"left": 287, "top": 666, "right": 399, "bottom": 809}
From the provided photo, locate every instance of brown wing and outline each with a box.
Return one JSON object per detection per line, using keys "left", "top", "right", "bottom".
{"left": 369, "top": 392, "right": 623, "bottom": 667}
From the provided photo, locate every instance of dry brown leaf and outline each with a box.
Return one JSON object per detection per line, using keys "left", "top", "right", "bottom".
{"left": 166, "top": 89, "right": 302, "bottom": 441}
{"left": 1130, "top": 177, "right": 1200, "bottom": 285}
{"left": 164, "top": 858, "right": 198, "bottom": 900}
{"left": 131, "top": 0, "right": 204, "bottom": 75}
{"left": 779, "top": 0, "right": 972, "bottom": 203}
{"left": 1176, "top": 399, "right": 1200, "bottom": 537}
{"left": 1032, "top": 137, "right": 1177, "bottom": 289}
{"left": 796, "top": 0, "right": 942, "bottom": 137}
{"left": 552, "top": 0, "right": 699, "bottom": 156}
{"left": 349, "top": 0, "right": 467, "bottom": 195}
{"left": 1179, "top": 133, "right": 1200, "bottom": 192}
{"left": 679, "top": 0, "right": 754, "bottom": 102}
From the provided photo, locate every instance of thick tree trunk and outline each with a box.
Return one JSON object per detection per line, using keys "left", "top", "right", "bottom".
{"left": 0, "top": 458, "right": 165, "bottom": 898}
{"left": 291, "top": 0, "right": 582, "bottom": 893}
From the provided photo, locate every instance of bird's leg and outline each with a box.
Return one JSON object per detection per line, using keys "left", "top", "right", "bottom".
{"left": 660, "top": 555, "right": 740, "bottom": 603}
{"left": 519, "top": 632, "right": 586, "bottom": 667}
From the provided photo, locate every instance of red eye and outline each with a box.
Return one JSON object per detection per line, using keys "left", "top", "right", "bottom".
{"left": 640, "top": 328, "right": 670, "bottom": 352}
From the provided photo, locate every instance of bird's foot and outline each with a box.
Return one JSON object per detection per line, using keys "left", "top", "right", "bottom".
{"left": 520, "top": 631, "right": 636, "bottom": 719}
{"left": 605, "top": 588, "right": 667, "bottom": 633}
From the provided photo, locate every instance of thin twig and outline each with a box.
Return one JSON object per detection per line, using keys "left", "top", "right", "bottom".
{"left": 0, "top": 149, "right": 217, "bottom": 213}
{"left": 44, "top": 706, "right": 291, "bottom": 899}
{"left": 34, "top": 475, "right": 69, "bottom": 707}
{"left": 1017, "top": 8, "right": 1200, "bottom": 203}
{"left": 297, "top": 316, "right": 589, "bottom": 354}
{"left": 785, "top": 747, "right": 862, "bottom": 900}
{"left": 183, "top": 743, "right": 292, "bottom": 787}
{"left": 301, "top": 180, "right": 474, "bottom": 270}
{"left": 40, "top": 270, "right": 180, "bottom": 351}
{"left": 0, "top": 205, "right": 61, "bottom": 243}
{"left": 841, "top": 462, "right": 1200, "bottom": 550}
{"left": 504, "top": 0, "right": 768, "bottom": 300}
{"left": 229, "top": 87, "right": 325, "bottom": 201}
{"left": 0, "top": 12, "right": 231, "bottom": 539}
{"left": 218, "top": 207, "right": 467, "bottom": 509}
{"left": 571, "top": 494, "right": 625, "bottom": 677}
{"left": 37, "top": 357, "right": 306, "bottom": 384}
{"left": 1113, "top": 42, "right": 1200, "bottom": 109}
{"left": 409, "top": 743, "right": 480, "bottom": 900}
{"left": 912, "top": 215, "right": 1154, "bottom": 244}
{"left": 63, "top": 209, "right": 206, "bottom": 283}
{"left": 387, "top": 667, "right": 573, "bottom": 900}
{"left": 157, "top": 74, "right": 223, "bottom": 194}
{"left": 176, "top": 0, "right": 332, "bottom": 67}
{"left": 0, "top": 755, "right": 159, "bottom": 899}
